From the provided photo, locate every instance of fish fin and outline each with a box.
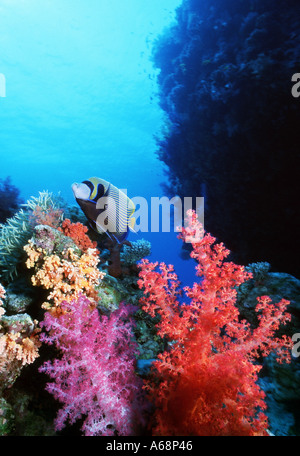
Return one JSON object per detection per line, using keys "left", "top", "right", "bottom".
{"left": 94, "top": 218, "right": 127, "bottom": 244}
{"left": 128, "top": 216, "right": 136, "bottom": 233}
{"left": 87, "top": 220, "right": 99, "bottom": 233}
{"left": 106, "top": 229, "right": 128, "bottom": 245}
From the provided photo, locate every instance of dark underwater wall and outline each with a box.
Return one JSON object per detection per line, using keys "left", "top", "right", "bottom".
{"left": 152, "top": 0, "right": 300, "bottom": 277}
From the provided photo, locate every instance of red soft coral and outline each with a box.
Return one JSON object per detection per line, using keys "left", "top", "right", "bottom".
{"left": 138, "top": 210, "right": 292, "bottom": 436}
{"left": 58, "top": 219, "right": 98, "bottom": 253}
{"left": 39, "top": 295, "right": 147, "bottom": 436}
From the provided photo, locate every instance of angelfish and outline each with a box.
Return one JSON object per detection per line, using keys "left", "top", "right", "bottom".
{"left": 71, "top": 177, "right": 136, "bottom": 244}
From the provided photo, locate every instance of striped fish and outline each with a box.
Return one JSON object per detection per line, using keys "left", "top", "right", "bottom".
{"left": 72, "top": 177, "right": 136, "bottom": 244}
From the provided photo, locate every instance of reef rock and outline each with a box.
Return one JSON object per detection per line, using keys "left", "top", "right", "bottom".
{"left": 31, "top": 224, "right": 82, "bottom": 258}
{"left": 237, "top": 263, "right": 300, "bottom": 435}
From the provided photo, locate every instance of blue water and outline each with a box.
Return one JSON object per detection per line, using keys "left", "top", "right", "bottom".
{"left": 0, "top": 0, "right": 195, "bottom": 288}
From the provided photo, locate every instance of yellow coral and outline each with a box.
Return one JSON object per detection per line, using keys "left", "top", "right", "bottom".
{"left": 24, "top": 240, "right": 44, "bottom": 269}
{"left": 2, "top": 331, "right": 41, "bottom": 366}
{"left": 0, "top": 282, "right": 40, "bottom": 394}
{"left": 0, "top": 312, "right": 41, "bottom": 391}
{"left": 24, "top": 243, "right": 105, "bottom": 315}
{"left": 18, "top": 335, "right": 41, "bottom": 365}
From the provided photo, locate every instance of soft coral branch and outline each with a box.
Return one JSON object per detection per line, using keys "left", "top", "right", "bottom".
{"left": 138, "top": 210, "right": 292, "bottom": 436}
{"left": 39, "top": 295, "right": 148, "bottom": 436}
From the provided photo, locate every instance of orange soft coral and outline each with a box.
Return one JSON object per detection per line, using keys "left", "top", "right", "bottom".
{"left": 2, "top": 331, "right": 41, "bottom": 366}
{"left": 58, "top": 219, "right": 98, "bottom": 253}
{"left": 24, "top": 241, "right": 104, "bottom": 315}
{"left": 0, "top": 329, "right": 41, "bottom": 392}
{"left": 0, "top": 283, "right": 41, "bottom": 391}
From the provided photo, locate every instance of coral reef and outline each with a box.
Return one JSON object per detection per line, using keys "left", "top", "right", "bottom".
{"left": 98, "top": 239, "right": 160, "bottom": 359}
{"left": 0, "top": 284, "right": 41, "bottom": 393}
{"left": 58, "top": 218, "right": 98, "bottom": 252}
{"left": 237, "top": 261, "right": 300, "bottom": 334}
{"left": 0, "top": 191, "right": 154, "bottom": 435}
{"left": 98, "top": 239, "right": 150, "bottom": 279}
{"left": 0, "top": 191, "right": 63, "bottom": 282}
{"left": 0, "top": 208, "right": 32, "bottom": 282}
{"left": 39, "top": 295, "right": 148, "bottom": 436}
{"left": 0, "top": 397, "right": 15, "bottom": 435}
{"left": 0, "top": 187, "right": 297, "bottom": 436}
{"left": 259, "top": 352, "right": 300, "bottom": 436}
{"left": 120, "top": 239, "right": 151, "bottom": 267}
{"left": 236, "top": 262, "right": 300, "bottom": 435}
{"left": 24, "top": 225, "right": 104, "bottom": 315}
{"left": 152, "top": 0, "right": 300, "bottom": 277}
{"left": 4, "top": 282, "right": 34, "bottom": 314}
{"left": 138, "top": 210, "right": 293, "bottom": 436}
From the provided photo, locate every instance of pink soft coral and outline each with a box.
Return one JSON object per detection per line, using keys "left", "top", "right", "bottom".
{"left": 138, "top": 210, "right": 292, "bottom": 436}
{"left": 39, "top": 295, "right": 147, "bottom": 436}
